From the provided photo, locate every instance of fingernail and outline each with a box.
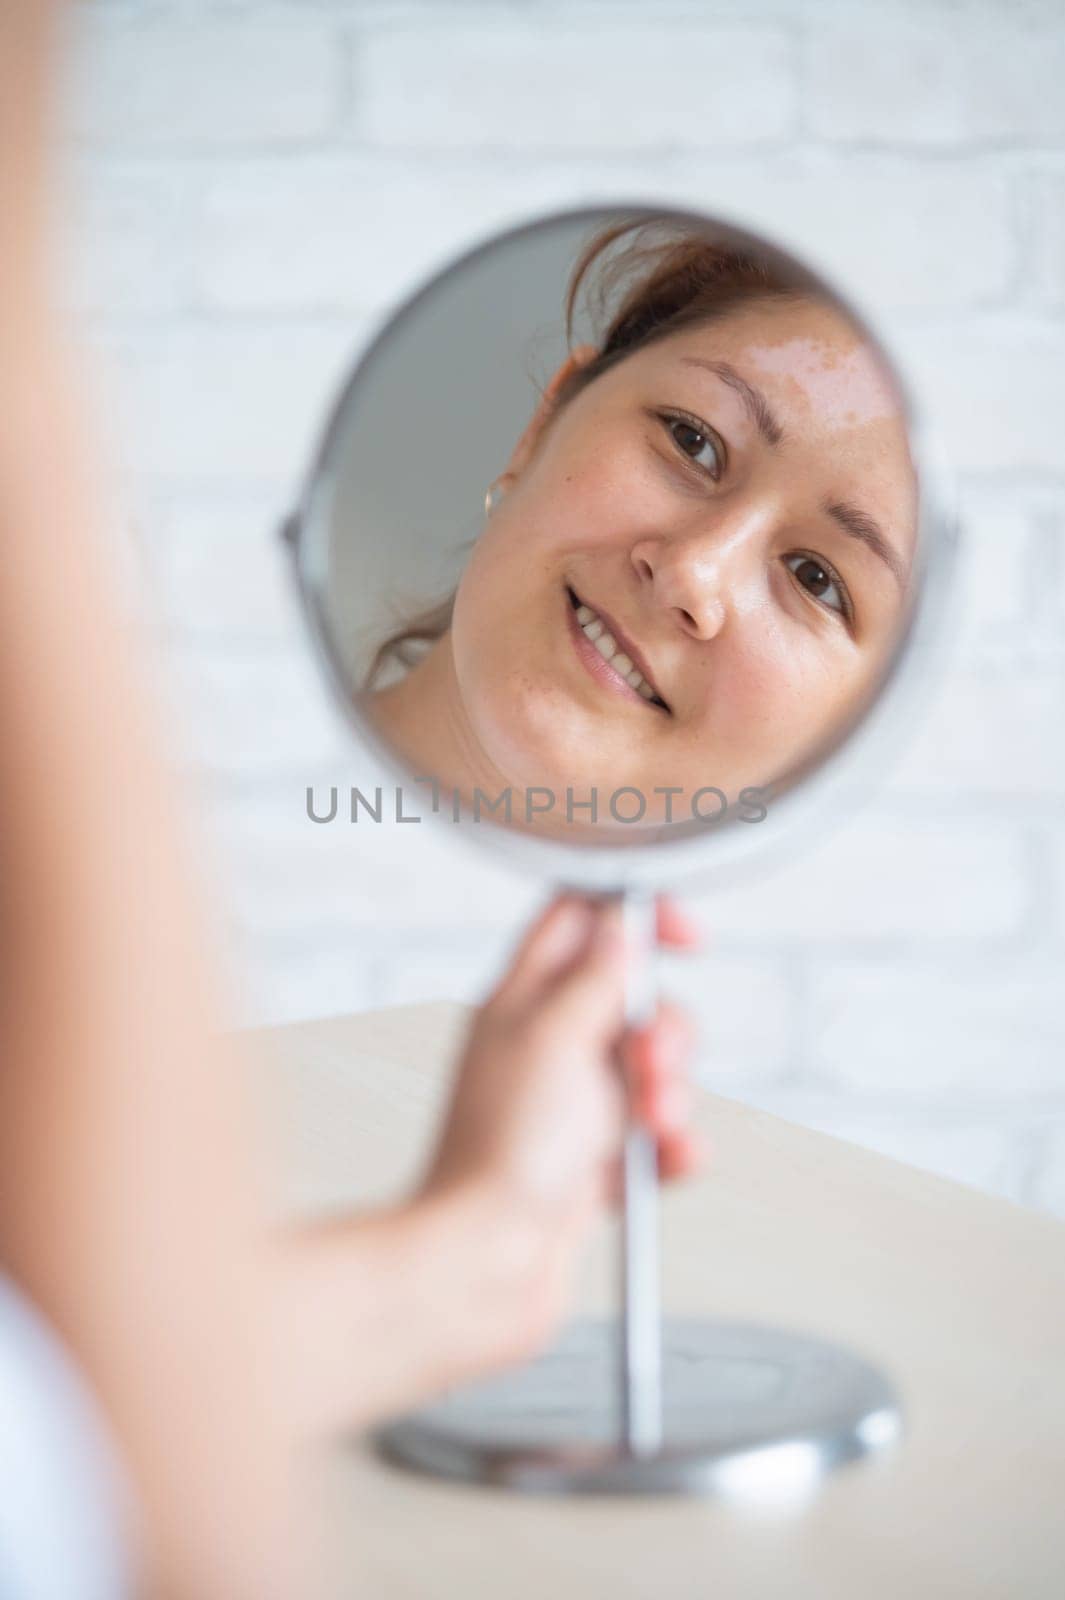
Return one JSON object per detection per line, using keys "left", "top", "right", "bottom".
{"left": 545, "top": 896, "right": 594, "bottom": 960}
{"left": 658, "top": 895, "right": 704, "bottom": 947}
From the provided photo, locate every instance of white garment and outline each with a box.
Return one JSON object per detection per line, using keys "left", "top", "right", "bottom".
{"left": 0, "top": 1273, "right": 130, "bottom": 1600}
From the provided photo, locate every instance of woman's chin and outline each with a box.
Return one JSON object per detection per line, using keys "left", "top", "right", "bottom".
{"left": 475, "top": 737, "right": 661, "bottom": 827}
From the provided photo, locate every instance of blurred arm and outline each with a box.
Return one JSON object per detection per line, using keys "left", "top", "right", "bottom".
{"left": 0, "top": 8, "right": 308, "bottom": 1597}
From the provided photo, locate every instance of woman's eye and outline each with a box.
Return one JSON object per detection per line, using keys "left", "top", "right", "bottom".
{"left": 784, "top": 553, "right": 849, "bottom": 619}
{"left": 664, "top": 416, "right": 723, "bottom": 479}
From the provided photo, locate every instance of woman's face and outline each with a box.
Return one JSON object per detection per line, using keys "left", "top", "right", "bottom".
{"left": 449, "top": 296, "right": 917, "bottom": 824}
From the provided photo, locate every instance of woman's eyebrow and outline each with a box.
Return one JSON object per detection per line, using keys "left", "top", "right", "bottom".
{"left": 824, "top": 499, "right": 907, "bottom": 589}
{"left": 678, "top": 354, "right": 908, "bottom": 590}
{"left": 679, "top": 356, "right": 784, "bottom": 447}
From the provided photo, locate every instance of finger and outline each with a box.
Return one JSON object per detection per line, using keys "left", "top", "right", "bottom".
{"left": 603, "top": 1124, "right": 707, "bottom": 1205}
{"left": 631, "top": 1047, "right": 694, "bottom": 1132}
{"left": 546, "top": 900, "right": 627, "bottom": 1035}
{"left": 648, "top": 1071, "right": 694, "bottom": 1136}
{"left": 645, "top": 1000, "right": 696, "bottom": 1070}
{"left": 625, "top": 1000, "right": 695, "bottom": 1071}
{"left": 655, "top": 895, "right": 703, "bottom": 950}
{"left": 601, "top": 1151, "right": 623, "bottom": 1209}
{"left": 622, "top": 1002, "right": 696, "bottom": 1121}
{"left": 488, "top": 892, "right": 596, "bottom": 1012}
{"left": 657, "top": 1128, "right": 706, "bottom": 1183}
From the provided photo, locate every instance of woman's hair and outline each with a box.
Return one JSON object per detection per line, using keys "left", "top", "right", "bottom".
{"left": 364, "top": 217, "right": 805, "bottom": 689}
{"left": 554, "top": 216, "right": 804, "bottom": 408}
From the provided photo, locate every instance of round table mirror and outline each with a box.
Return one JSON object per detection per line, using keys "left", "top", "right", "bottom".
{"left": 284, "top": 202, "right": 957, "bottom": 1498}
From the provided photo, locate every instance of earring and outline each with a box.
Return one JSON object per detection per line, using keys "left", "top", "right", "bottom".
{"left": 484, "top": 478, "right": 507, "bottom": 518}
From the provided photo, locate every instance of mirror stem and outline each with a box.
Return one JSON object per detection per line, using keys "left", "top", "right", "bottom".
{"left": 619, "top": 885, "right": 663, "bottom": 1456}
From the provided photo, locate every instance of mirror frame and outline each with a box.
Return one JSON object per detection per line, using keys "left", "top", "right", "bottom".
{"left": 283, "top": 200, "right": 960, "bottom": 893}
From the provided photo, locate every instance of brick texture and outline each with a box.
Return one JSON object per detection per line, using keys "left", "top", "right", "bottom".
{"left": 64, "top": 0, "right": 1065, "bottom": 1215}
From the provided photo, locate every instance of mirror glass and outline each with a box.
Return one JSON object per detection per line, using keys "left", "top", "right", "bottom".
{"left": 291, "top": 207, "right": 930, "bottom": 856}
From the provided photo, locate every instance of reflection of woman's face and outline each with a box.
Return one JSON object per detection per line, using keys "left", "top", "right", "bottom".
{"left": 448, "top": 296, "right": 917, "bottom": 823}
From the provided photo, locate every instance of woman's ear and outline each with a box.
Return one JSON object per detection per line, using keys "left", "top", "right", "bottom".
{"left": 503, "top": 343, "right": 599, "bottom": 482}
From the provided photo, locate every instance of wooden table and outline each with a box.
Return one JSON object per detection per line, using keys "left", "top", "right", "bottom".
{"left": 255, "top": 1002, "right": 1065, "bottom": 1599}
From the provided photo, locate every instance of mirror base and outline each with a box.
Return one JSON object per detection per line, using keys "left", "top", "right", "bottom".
{"left": 372, "top": 1317, "right": 901, "bottom": 1498}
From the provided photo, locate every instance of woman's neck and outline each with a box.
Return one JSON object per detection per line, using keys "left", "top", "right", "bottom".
{"left": 361, "top": 632, "right": 513, "bottom": 810}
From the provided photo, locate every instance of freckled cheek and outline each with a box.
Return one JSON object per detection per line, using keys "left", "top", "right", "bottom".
{"left": 702, "top": 623, "right": 830, "bottom": 739}
{"left": 544, "top": 434, "right": 662, "bottom": 548}
{"left": 726, "top": 656, "right": 797, "bottom": 733}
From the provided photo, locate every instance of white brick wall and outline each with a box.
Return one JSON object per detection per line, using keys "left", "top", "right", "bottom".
{"left": 355, "top": 23, "right": 798, "bottom": 149}
{"left": 64, "top": 0, "right": 1065, "bottom": 1214}
{"left": 70, "top": 11, "right": 347, "bottom": 148}
{"left": 802, "top": 14, "right": 1065, "bottom": 144}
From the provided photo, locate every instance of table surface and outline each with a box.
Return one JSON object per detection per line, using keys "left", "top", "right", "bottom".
{"left": 254, "top": 1001, "right": 1065, "bottom": 1599}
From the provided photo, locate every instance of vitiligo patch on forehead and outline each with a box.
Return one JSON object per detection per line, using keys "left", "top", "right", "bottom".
{"left": 745, "top": 336, "right": 900, "bottom": 431}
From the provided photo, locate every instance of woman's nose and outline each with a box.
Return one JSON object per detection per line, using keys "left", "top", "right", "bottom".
{"left": 630, "top": 531, "right": 735, "bottom": 641}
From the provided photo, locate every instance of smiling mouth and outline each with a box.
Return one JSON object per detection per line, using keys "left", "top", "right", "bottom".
{"left": 566, "top": 586, "right": 671, "bottom": 712}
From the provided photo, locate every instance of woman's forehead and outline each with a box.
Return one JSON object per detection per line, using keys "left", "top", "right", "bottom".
{"left": 647, "top": 300, "right": 904, "bottom": 433}
{"left": 622, "top": 300, "right": 917, "bottom": 548}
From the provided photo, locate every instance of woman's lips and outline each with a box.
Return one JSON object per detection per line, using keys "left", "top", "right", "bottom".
{"left": 564, "top": 586, "right": 670, "bottom": 713}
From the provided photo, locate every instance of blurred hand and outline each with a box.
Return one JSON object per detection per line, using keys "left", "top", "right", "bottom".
{"left": 276, "top": 894, "right": 705, "bottom": 1436}
{"left": 418, "top": 892, "right": 704, "bottom": 1359}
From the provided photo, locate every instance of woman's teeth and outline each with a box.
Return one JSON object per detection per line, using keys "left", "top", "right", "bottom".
{"left": 574, "top": 602, "right": 657, "bottom": 701}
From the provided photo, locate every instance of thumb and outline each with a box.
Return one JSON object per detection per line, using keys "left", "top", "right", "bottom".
{"left": 544, "top": 900, "right": 627, "bottom": 1038}
{"left": 489, "top": 893, "right": 595, "bottom": 1013}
